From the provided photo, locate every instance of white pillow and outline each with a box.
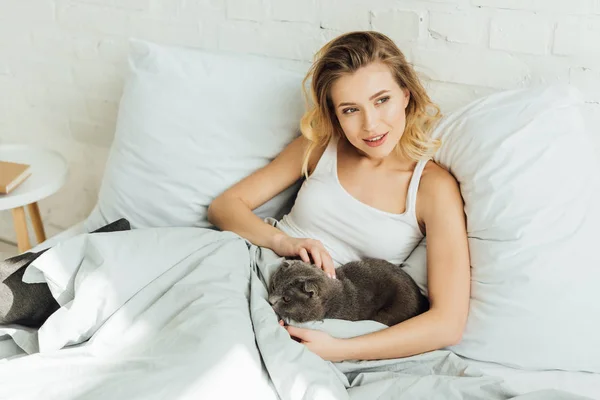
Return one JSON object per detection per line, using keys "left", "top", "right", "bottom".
{"left": 402, "top": 84, "right": 600, "bottom": 372}
{"left": 85, "top": 39, "right": 305, "bottom": 231}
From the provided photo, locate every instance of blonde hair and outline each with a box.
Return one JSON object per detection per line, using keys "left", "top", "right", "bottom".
{"left": 300, "top": 31, "right": 442, "bottom": 177}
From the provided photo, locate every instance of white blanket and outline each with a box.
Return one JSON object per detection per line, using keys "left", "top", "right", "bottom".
{"left": 0, "top": 228, "right": 591, "bottom": 399}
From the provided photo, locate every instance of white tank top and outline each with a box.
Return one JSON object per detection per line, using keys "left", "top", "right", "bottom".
{"left": 276, "top": 135, "right": 427, "bottom": 267}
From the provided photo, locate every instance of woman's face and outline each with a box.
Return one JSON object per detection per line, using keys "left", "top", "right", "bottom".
{"left": 330, "top": 62, "right": 410, "bottom": 160}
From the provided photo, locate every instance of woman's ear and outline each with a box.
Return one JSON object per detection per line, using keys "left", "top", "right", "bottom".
{"left": 403, "top": 88, "right": 410, "bottom": 109}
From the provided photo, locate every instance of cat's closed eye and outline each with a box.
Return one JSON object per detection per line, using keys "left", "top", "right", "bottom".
{"left": 283, "top": 296, "right": 290, "bottom": 303}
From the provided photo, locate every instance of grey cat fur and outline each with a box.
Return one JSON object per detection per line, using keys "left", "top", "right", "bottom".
{"left": 268, "top": 258, "right": 429, "bottom": 326}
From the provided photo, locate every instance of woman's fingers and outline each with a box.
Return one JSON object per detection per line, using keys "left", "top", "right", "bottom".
{"left": 322, "top": 252, "right": 336, "bottom": 279}
{"left": 311, "top": 248, "right": 336, "bottom": 279}
{"left": 311, "top": 248, "right": 322, "bottom": 269}
{"left": 284, "top": 325, "right": 309, "bottom": 342}
{"left": 298, "top": 248, "right": 310, "bottom": 264}
{"left": 294, "top": 239, "right": 336, "bottom": 279}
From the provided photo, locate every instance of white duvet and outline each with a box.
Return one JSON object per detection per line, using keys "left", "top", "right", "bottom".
{"left": 0, "top": 228, "right": 593, "bottom": 400}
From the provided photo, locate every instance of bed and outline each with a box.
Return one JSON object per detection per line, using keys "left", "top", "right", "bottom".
{"left": 0, "top": 39, "right": 599, "bottom": 399}
{"left": 0, "top": 224, "right": 598, "bottom": 399}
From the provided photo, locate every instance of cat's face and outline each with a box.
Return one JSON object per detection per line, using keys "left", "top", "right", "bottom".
{"left": 268, "top": 260, "right": 328, "bottom": 323}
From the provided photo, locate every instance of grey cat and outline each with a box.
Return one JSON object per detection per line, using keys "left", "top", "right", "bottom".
{"left": 268, "top": 258, "right": 430, "bottom": 326}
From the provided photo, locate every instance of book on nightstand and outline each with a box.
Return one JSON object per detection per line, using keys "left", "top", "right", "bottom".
{"left": 0, "top": 160, "right": 31, "bottom": 194}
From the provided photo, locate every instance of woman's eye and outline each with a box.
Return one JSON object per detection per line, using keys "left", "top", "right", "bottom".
{"left": 283, "top": 296, "right": 290, "bottom": 303}
{"left": 342, "top": 107, "right": 358, "bottom": 114}
{"left": 376, "top": 96, "right": 390, "bottom": 105}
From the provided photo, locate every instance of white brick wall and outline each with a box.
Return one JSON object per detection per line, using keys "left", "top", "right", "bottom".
{"left": 1, "top": 0, "right": 599, "bottom": 245}
{"left": 490, "top": 12, "right": 553, "bottom": 55}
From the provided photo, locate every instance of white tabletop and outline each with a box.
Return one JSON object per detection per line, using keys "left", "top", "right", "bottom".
{"left": 0, "top": 144, "right": 69, "bottom": 211}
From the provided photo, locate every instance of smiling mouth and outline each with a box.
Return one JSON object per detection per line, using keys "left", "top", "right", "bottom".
{"left": 364, "top": 133, "right": 386, "bottom": 142}
{"left": 363, "top": 132, "right": 388, "bottom": 147}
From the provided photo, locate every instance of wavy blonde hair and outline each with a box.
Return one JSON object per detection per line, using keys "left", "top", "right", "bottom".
{"left": 300, "top": 31, "right": 442, "bottom": 177}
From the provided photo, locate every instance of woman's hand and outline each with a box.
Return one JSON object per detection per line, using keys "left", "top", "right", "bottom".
{"left": 280, "top": 320, "right": 347, "bottom": 362}
{"left": 270, "top": 234, "right": 336, "bottom": 279}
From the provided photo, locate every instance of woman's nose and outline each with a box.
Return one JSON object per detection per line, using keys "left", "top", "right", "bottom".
{"left": 362, "top": 108, "right": 378, "bottom": 132}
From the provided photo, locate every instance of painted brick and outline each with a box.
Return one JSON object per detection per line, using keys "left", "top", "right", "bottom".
{"left": 270, "top": 0, "right": 318, "bottom": 24}
{"left": 9, "top": 56, "right": 74, "bottom": 86}
{"left": 0, "top": 19, "right": 33, "bottom": 53}
{"left": 413, "top": 48, "right": 530, "bottom": 89}
{"left": 43, "top": 87, "right": 90, "bottom": 121}
{"left": 320, "top": 0, "right": 370, "bottom": 31}
{"left": 114, "top": 0, "right": 151, "bottom": 11}
{"left": 226, "top": 0, "right": 269, "bottom": 22}
{"left": 581, "top": 103, "right": 600, "bottom": 151}
{"left": 218, "top": 21, "right": 264, "bottom": 55}
{"left": 0, "top": 76, "right": 22, "bottom": 121}
{"left": 31, "top": 26, "right": 80, "bottom": 59}
{"left": 260, "top": 22, "right": 325, "bottom": 61}
{"left": 70, "top": 119, "right": 116, "bottom": 147}
{"left": 2, "top": 0, "right": 600, "bottom": 244}
{"left": 1, "top": 0, "right": 55, "bottom": 22}
{"left": 429, "top": 11, "right": 486, "bottom": 44}
{"left": 97, "top": 38, "right": 129, "bottom": 64}
{"left": 148, "top": 0, "right": 183, "bottom": 19}
{"left": 72, "top": 0, "right": 112, "bottom": 5}
{"left": 570, "top": 67, "right": 600, "bottom": 103}
{"left": 490, "top": 13, "right": 553, "bottom": 55}
{"left": 129, "top": 18, "right": 203, "bottom": 48}
{"left": 86, "top": 98, "right": 119, "bottom": 124}
{"left": 519, "top": 55, "right": 571, "bottom": 86}
{"left": 426, "top": 81, "right": 498, "bottom": 113}
{"left": 426, "top": 0, "right": 467, "bottom": 3}
{"left": 57, "top": 3, "right": 131, "bottom": 36}
{"left": 180, "top": 0, "right": 226, "bottom": 23}
{"left": 73, "top": 36, "right": 103, "bottom": 61}
{"left": 0, "top": 61, "right": 8, "bottom": 76}
{"left": 371, "top": 9, "right": 423, "bottom": 44}
{"left": 472, "top": 0, "right": 543, "bottom": 10}
{"left": 472, "top": 0, "right": 589, "bottom": 13}
{"left": 72, "top": 61, "right": 124, "bottom": 101}
{"left": 554, "top": 18, "right": 600, "bottom": 56}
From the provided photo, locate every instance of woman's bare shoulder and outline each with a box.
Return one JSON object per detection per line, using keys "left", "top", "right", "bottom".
{"left": 417, "top": 161, "right": 463, "bottom": 223}
{"left": 420, "top": 161, "right": 459, "bottom": 192}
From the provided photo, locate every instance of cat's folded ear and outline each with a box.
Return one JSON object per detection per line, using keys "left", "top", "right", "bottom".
{"left": 304, "top": 278, "right": 319, "bottom": 298}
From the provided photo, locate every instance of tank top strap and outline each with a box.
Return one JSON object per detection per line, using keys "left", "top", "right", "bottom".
{"left": 406, "top": 159, "right": 430, "bottom": 213}
{"left": 310, "top": 135, "right": 339, "bottom": 177}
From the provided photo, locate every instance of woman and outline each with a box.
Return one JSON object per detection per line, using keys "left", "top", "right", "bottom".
{"left": 208, "top": 31, "right": 470, "bottom": 362}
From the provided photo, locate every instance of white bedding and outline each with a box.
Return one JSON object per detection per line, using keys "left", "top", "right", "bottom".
{"left": 463, "top": 358, "right": 600, "bottom": 400}
{"left": 0, "top": 227, "right": 596, "bottom": 400}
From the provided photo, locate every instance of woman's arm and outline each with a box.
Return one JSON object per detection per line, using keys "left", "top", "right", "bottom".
{"left": 208, "top": 135, "right": 309, "bottom": 247}
{"left": 284, "top": 163, "right": 470, "bottom": 361}
{"left": 208, "top": 136, "right": 335, "bottom": 275}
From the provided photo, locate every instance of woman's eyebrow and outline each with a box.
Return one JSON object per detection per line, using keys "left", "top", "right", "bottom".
{"left": 337, "top": 89, "right": 390, "bottom": 108}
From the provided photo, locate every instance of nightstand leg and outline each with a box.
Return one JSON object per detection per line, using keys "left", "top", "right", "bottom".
{"left": 11, "top": 207, "right": 31, "bottom": 253}
{"left": 27, "top": 202, "right": 46, "bottom": 243}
